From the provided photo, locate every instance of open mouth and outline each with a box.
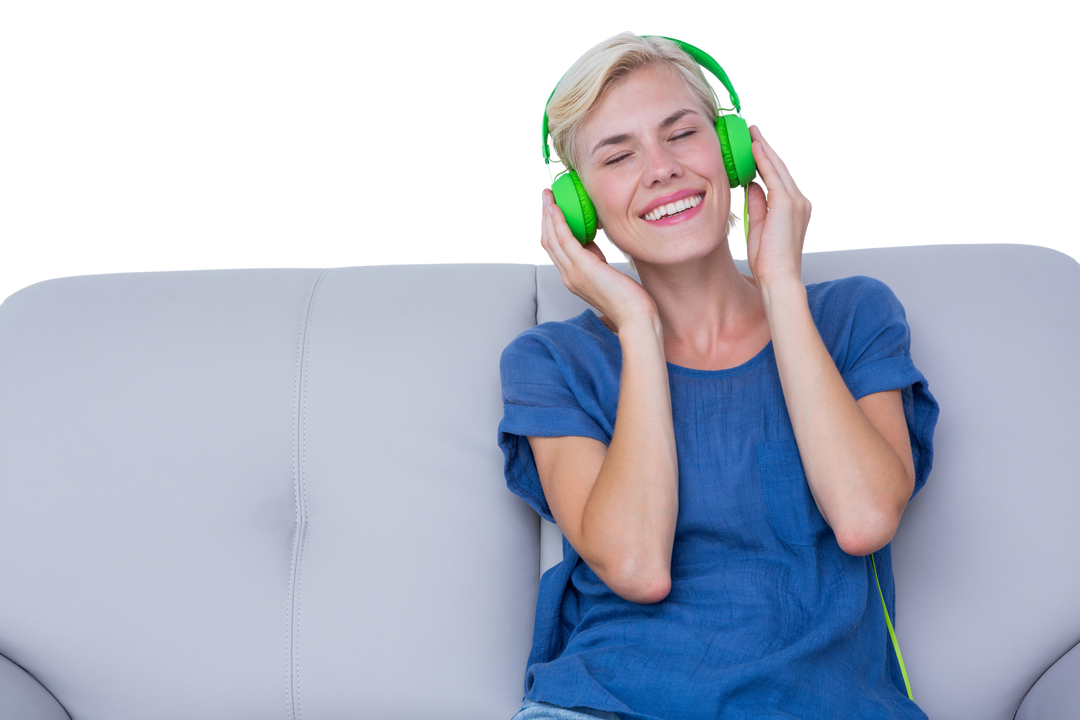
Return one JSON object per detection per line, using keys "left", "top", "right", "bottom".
{"left": 641, "top": 193, "right": 704, "bottom": 221}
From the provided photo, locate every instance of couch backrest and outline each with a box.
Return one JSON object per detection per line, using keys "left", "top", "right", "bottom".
{"left": 1, "top": 245, "right": 1078, "bottom": 720}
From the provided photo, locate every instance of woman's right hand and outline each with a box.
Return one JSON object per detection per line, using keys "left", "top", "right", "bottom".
{"left": 541, "top": 189, "right": 658, "bottom": 330}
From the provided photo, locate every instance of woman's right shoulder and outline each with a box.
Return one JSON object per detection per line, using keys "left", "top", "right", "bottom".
{"left": 500, "top": 310, "right": 615, "bottom": 365}
{"left": 500, "top": 309, "right": 622, "bottom": 397}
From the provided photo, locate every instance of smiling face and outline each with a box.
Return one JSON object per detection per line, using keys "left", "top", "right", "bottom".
{"left": 576, "top": 64, "right": 732, "bottom": 267}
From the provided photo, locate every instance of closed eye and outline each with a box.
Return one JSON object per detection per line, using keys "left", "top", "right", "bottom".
{"left": 600, "top": 131, "right": 699, "bottom": 166}
{"left": 671, "top": 130, "right": 696, "bottom": 141}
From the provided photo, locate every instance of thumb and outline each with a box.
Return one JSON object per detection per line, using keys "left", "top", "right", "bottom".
{"left": 585, "top": 240, "right": 608, "bottom": 264}
{"left": 591, "top": 225, "right": 609, "bottom": 262}
{"left": 751, "top": 181, "right": 768, "bottom": 232}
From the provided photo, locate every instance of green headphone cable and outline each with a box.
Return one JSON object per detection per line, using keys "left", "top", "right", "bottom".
{"left": 872, "top": 552, "right": 914, "bottom": 700}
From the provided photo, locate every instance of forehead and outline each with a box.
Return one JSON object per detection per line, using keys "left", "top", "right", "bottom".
{"left": 580, "top": 65, "right": 705, "bottom": 145}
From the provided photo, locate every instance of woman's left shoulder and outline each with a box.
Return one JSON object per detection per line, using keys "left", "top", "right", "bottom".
{"left": 805, "top": 275, "right": 915, "bottom": 373}
{"left": 806, "top": 274, "right": 900, "bottom": 307}
{"left": 812, "top": 276, "right": 894, "bottom": 297}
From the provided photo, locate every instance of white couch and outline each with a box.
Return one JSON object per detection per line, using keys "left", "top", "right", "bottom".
{"left": 1, "top": 244, "right": 1078, "bottom": 719}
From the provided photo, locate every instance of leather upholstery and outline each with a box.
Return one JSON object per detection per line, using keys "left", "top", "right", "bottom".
{"left": 0, "top": 246, "right": 1077, "bottom": 719}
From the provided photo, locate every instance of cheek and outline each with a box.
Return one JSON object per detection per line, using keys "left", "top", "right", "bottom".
{"left": 702, "top": 152, "right": 730, "bottom": 189}
{"left": 583, "top": 174, "right": 634, "bottom": 228}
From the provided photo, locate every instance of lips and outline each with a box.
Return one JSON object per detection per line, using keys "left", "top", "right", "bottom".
{"left": 639, "top": 193, "right": 708, "bottom": 226}
{"left": 639, "top": 189, "right": 706, "bottom": 220}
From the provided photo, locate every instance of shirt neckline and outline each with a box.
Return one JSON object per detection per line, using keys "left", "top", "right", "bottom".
{"left": 583, "top": 310, "right": 774, "bottom": 378}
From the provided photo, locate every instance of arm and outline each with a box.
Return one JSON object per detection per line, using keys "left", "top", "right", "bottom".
{"left": 763, "top": 280, "right": 915, "bottom": 555}
{"left": 583, "top": 313, "right": 673, "bottom": 604}
{"left": 746, "top": 127, "right": 916, "bottom": 556}
{"left": 529, "top": 192, "right": 679, "bottom": 604}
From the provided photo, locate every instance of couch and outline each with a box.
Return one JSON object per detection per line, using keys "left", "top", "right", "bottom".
{"left": 1, "top": 244, "right": 1078, "bottom": 720}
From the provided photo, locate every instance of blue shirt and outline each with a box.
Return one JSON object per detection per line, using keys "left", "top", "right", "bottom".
{"left": 498, "top": 276, "right": 939, "bottom": 720}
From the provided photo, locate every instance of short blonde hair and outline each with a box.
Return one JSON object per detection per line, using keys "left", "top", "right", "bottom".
{"left": 545, "top": 32, "right": 740, "bottom": 257}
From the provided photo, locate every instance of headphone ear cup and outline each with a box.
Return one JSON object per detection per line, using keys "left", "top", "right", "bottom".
{"left": 715, "top": 117, "right": 739, "bottom": 188}
{"left": 715, "top": 115, "right": 757, "bottom": 188}
{"left": 551, "top": 171, "right": 597, "bottom": 244}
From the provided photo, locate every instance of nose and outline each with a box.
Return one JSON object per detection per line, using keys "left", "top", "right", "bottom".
{"left": 641, "top": 141, "right": 682, "bottom": 187}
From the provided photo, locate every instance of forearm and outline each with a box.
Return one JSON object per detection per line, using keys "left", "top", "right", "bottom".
{"left": 760, "top": 279, "right": 913, "bottom": 555}
{"left": 581, "top": 313, "right": 679, "bottom": 601}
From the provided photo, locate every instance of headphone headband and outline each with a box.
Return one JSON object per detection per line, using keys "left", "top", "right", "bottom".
{"left": 541, "top": 36, "right": 743, "bottom": 165}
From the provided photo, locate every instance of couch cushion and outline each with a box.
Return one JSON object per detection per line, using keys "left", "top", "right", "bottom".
{"left": 0, "top": 264, "right": 542, "bottom": 720}
{"left": 1015, "top": 640, "right": 1080, "bottom": 720}
{"left": 0, "top": 269, "right": 318, "bottom": 720}
{"left": 285, "top": 264, "right": 539, "bottom": 719}
{"left": 4, "top": 248, "right": 1078, "bottom": 720}
{"left": 0, "top": 653, "right": 70, "bottom": 720}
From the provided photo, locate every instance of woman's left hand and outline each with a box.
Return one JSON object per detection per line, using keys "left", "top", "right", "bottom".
{"left": 745, "top": 125, "right": 811, "bottom": 290}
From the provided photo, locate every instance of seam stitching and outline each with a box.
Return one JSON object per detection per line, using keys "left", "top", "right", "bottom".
{"left": 285, "top": 268, "right": 329, "bottom": 720}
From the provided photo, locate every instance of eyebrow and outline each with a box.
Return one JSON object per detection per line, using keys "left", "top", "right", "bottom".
{"left": 590, "top": 108, "right": 701, "bottom": 157}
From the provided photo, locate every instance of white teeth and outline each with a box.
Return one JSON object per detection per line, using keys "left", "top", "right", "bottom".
{"left": 644, "top": 194, "right": 703, "bottom": 221}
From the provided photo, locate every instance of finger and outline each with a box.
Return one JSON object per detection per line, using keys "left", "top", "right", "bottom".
{"left": 540, "top": 189, "right": 548, "bottom": 257}
{"left": 756, "top": 120, "right": 799, "bottom": 179}
{"left": 750, "top": 140, "right": 792, "bottom": 208}
{"left": 542, "top": 192, "right": 613, "bottom": 296}
{"left": 541, "top": 192, "right": 572, "bottom": 256}
{"left": 539, "top": 192, "right": 556, "bottom": 256}
{"left": 746, "top": 181, "right": 768, "bottom": 242}
{"left": 544, "top": 199, "right": 580, "bottom": 272}
{"left": 749, "top": 126, "right": 803, "bottom": 199}
{"left": 751, "top": 137, "right": 803, "bottom": 211}
{"left": 535, "top": 188, "right": 544, "bottom": 255}
{"left": 756, "top": 138, "right": 812, "bottom": 236}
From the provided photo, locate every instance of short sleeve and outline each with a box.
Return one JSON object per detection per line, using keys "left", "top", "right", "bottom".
{"left": 498, "top": 328, "right": 613, "bottom": 522}
{"left": 819, "top": 276, "right": 940, "bottom": 498}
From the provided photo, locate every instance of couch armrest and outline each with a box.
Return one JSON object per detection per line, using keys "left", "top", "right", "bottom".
{"left": 0, "top": 653, "right": 70, "bottom": 720}
{"left": 1015, "top": 640, "right": 1080, "bottom": 720}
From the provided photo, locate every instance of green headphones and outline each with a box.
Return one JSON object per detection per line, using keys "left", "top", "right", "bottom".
{"left": 541, "top": 37, "right": 756, "bottom": 244}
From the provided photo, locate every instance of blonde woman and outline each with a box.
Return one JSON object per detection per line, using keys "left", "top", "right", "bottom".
{"left": 499, "top": 32, "right": 937, "bottom": 720}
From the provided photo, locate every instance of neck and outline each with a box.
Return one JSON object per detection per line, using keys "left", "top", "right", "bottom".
{"left": 630, "top": 245, "right": 768, "bottom": 362}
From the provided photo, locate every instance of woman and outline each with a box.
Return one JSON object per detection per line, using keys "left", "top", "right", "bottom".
{"left": 498, "top": 32, "right": 937, "bottom": 719}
